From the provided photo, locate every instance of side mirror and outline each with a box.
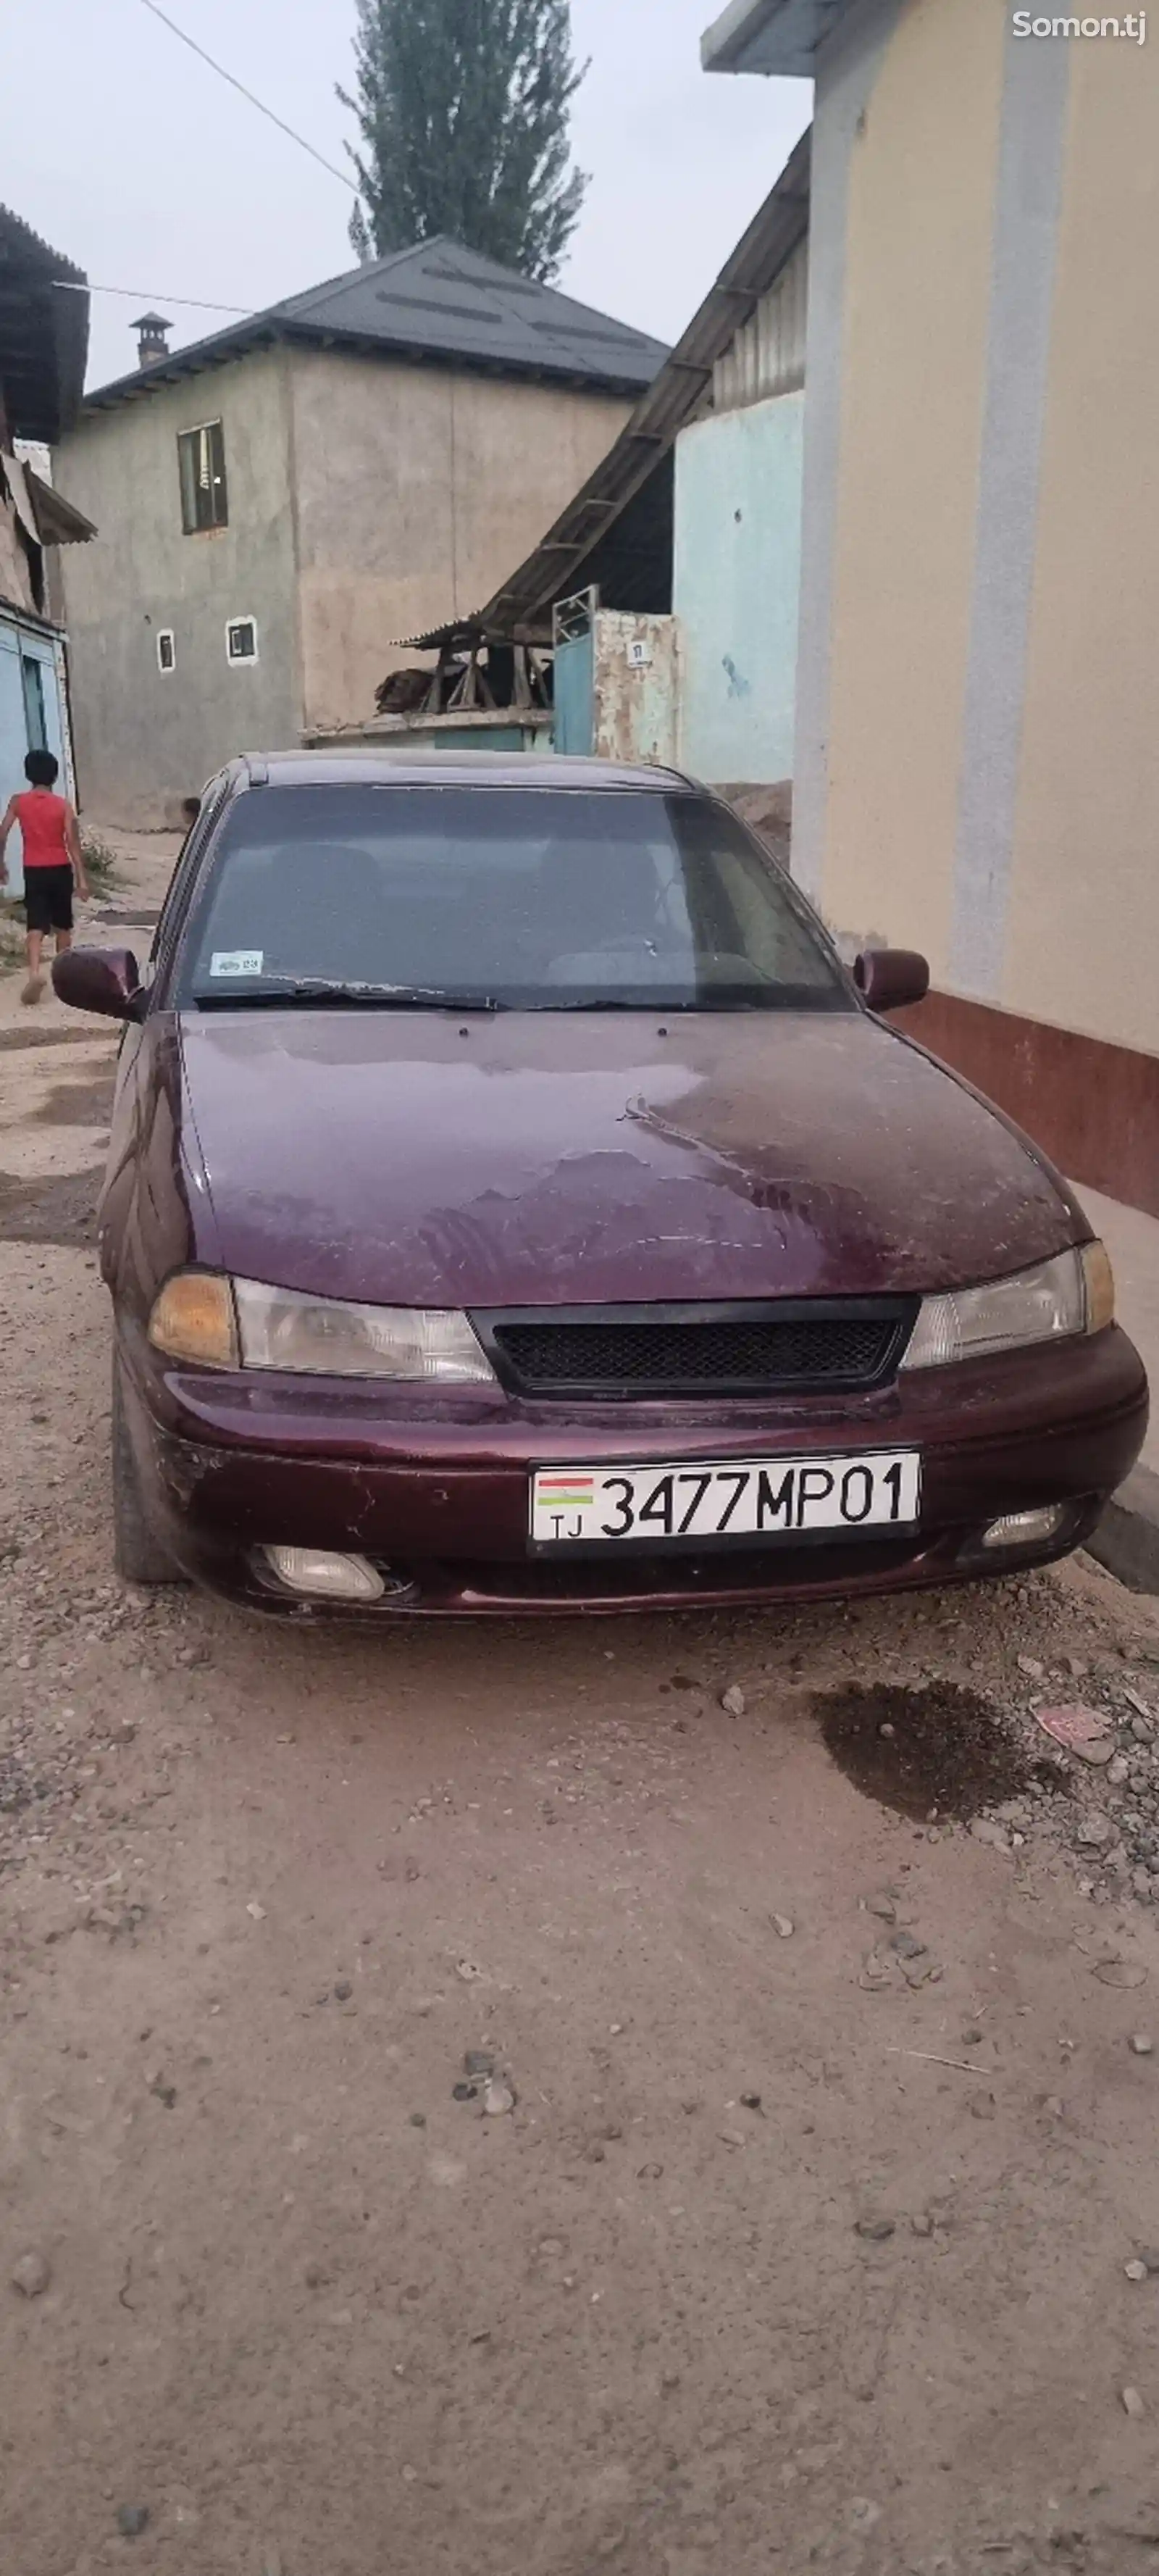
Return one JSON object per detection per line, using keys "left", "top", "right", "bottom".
{"left": 52, "top": 946, "right": 144, "bottom": 1022}
{"left": 853, "top": 947, "right": 930, "bottom": 1013}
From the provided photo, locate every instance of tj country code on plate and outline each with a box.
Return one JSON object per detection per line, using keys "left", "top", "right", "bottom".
{"left": 530, "top": 1451, "right": 921, "bottom": 1547}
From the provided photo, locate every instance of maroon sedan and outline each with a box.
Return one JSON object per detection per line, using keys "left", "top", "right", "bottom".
{"left": 55, "top": 751, "right": 1146, "bottom": 1619}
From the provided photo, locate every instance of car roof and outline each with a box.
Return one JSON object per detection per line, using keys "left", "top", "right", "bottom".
{"left": 221, "top": 749, "right": 697, "bottom": 796}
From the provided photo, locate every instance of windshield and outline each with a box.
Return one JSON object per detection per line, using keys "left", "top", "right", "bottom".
{"left": 176, "top": 783, "right": 852, "bottom": 1013}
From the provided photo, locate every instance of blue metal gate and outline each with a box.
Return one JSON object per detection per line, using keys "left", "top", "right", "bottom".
{"left": 552, "top": 589, "right": 596, "bottom": 756}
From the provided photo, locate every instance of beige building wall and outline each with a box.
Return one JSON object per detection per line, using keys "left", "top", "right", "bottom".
{"left": 789, "top": 0, "right": 1159, "bottom": 1212}
{"left": 288, "top": 350, "right": 632, "bottom": 733}
{"left": 1004, "top": 39, "right": 1159, "bottom": 1061}
{"left": 818, "top": 0, "right": 1005, "bottom": 980}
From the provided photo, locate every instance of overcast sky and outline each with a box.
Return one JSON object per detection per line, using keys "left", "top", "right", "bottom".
{"left": 7, "top": 0, "right": 809, "bottom": 392}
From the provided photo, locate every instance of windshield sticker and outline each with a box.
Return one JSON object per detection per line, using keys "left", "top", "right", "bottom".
{"left": 209, "top": 949, "right": 264, "bottom": 978}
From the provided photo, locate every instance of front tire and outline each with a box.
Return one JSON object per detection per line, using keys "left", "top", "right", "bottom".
{"left": 112, "top": 1358, "right": 183, "bottom": 1585}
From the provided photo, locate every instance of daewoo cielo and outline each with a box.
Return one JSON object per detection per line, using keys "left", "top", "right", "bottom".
{"left": 54, "top": 752, "right": 1147, "bottom": 1619}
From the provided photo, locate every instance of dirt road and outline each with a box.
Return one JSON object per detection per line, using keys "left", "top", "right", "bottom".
{"left": 4, "top": 837, "right": 1159, "bottom": 2576}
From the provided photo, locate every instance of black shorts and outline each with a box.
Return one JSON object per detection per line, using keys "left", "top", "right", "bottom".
{"left": 23, "top": 866, "right": 73, "bottom": 934}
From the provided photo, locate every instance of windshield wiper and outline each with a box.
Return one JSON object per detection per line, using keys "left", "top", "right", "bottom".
{"left": 537, "top": 994, "right": 769, "bottom": 1012}
{"left": 191, "top": 979, "right": 508, "bottom": 1011}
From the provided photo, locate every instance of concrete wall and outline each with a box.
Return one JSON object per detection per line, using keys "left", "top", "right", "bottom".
{"left": 288, "top": 351, "right": 631, "bottom": 735}
{"left": 673, "top": 389, "right": 803, "bottom": 786}
{"left": 58, "top": 344, "right": 631, "bottom": 824}
{"left": 58, "top": 350, "right": 299, "bottom": 825}
{"left": 789, "top": 0, "right": 1159, "bottom": 1209}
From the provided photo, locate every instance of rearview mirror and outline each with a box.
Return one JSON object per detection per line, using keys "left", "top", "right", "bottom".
{"left": 52, "top": 946, "right": 143, "bottom": 1022}
{"left": 853, "top": 947, "right": 930, "bottom": 1013}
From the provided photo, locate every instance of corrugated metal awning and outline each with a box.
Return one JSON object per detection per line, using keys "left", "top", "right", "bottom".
{"left": 474, "top": 128, "right": 810, "bottom": 639}
{"left": 24, "top": 463, "right": 96, "bottom": 546}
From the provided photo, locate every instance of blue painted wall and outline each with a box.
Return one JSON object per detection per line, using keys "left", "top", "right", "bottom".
{"left": 673, "top": 389, "right": 804, "bottom": 785}
{"left": 0, "top": 619, "right": 70, "bottom": 896}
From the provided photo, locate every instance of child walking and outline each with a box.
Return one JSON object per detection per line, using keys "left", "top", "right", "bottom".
{"left": 0, "top": 749, "right": 90, "bottom": 1003}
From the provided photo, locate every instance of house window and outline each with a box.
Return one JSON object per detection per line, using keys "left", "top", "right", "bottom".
{"left": 225, "top": 617, "right": 258, "bottom": 664}
{"left": 156, "top": 628, "right": 175, "bottom": 673}
{"left": 177, "top": 421, "right": 227, "bottom": 533}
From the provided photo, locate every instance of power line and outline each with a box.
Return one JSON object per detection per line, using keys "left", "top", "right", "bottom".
{"left": 53, "top": 280, "right": 253, "bottom": 314}
{"left": 136, "top": 0, "right": 358, "bottom": 193}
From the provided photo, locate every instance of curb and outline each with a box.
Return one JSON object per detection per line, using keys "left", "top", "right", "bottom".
{"left": 1087, "top": 1464, "right": 1159, "bottom": 1596}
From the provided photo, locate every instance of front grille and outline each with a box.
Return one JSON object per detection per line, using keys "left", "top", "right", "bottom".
{"left": 485, "top": 1304, "right": 913, "bottom": 1400}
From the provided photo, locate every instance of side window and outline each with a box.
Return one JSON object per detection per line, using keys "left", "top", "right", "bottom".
{"left": 149, "top": 780, "right": 232, "bottom": 979}
{"left": 177, "top": 422, "right": 227, "bottom": 533}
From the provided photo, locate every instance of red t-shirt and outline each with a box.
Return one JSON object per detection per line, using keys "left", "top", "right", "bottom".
{"left": 16, "top": 791, "right": 70, "bottom": 868}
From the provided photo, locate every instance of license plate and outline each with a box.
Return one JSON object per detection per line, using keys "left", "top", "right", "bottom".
{"left": 530, "top": 1451, "right": 921, "bottom": 1548}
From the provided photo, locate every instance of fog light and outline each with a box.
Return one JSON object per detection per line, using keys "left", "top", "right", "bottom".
{"left": 262, "top": 1546, "right": 385, "bottom": 1601}
{"left": 980, "top": 1505, "right": 1066, "bottom": 1551}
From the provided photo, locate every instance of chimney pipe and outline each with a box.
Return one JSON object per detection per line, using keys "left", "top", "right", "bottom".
{"left": 132, "top": 312, "right": 172, "bottom": 369}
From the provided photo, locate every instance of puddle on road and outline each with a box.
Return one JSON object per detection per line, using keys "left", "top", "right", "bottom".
{"left": 0, "top": 1167, "right": 99, "bottom": 1248}
{"left": 816, "top": 1681, "right": 1062, "bottom": 1821}
{"left": 33, "top": 1075, "right": 114, "bottom": 1127}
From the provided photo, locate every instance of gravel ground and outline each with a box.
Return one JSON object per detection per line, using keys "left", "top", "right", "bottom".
{"left": 3, "top": 835, "right": 1159, "bottom": 2576}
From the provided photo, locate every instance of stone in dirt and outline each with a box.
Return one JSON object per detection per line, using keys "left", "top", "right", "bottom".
{"left": 1124, "top": 2259, "right": 1149, "bottom": 2282}
{"left": 863, "top": 1891, "right": 896, "bottom": 1922}
{"left": 1034, "top": 1704, "right": 1114, "bottom": 1765}
{"left": 1129, "top": 2033, "right": 1155, "bottom": 2055}
{"left": 771, "top": 1914, "right": 794, "bottom": 1939}
{"left": 970, "top": 2092, "right": 997, "bottom": 2121}
{"left": 1121, "top": 2385, "right": 1147, "bottom": 2419}
{"left": 10, "top": 2250, "right": 50, "bottom": 2298}
{"left": 482, "top": 2079, "right": 515, "bottom": 2117}
{"left": 116, "top": 2506, "right": 149, "bottom": 2538}
{"left": 721, "top": 1685, "right": 745, "bottom": 1718}
{"left": 970, "top": 1817, "right": 1011, "bottom": 1851}
{"left": 1017, "top": 1656, "right": 1045, "bottom": 1681}
{"left": 890, "top": 1930, "right": 926, "bottom": 1959}
{"left": 855, "top": 2217, "right": 895, "bottom": 2241}
{"left": 464, "top": 2050, "right": 494, "bottom": 2078}
{"left": 1076, "top": 1813, "right": 1115, "bottom": 1849}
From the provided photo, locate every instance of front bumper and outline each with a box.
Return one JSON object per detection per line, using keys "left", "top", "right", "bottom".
{"left": 118, "top": 1320, "right": 1148, "bottom": 1617}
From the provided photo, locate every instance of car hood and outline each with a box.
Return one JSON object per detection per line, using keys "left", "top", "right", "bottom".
{"left": 177, "top": 1008, "right": 1084, "bottom": 1310}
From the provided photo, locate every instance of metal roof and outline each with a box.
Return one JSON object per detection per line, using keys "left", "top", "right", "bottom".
{"left": 83, "top": 236, "right": 669, "bottom": 412}
{"left": 0, "top": 205, "right": 89, "bottom": 444}
{"left": 475, "top": 128, "right": 811, "bottom": 638}
{"left": 700, "top": 0, "right": 853, "bottom": 77}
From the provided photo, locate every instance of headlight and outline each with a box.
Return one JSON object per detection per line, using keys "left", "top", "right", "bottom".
{"left": 901, "top": 1240, "right": 1114, "bottom": 1372}
{"left": 235, "top": 1277, "right": 495, "bottom": 1381}
{"left": 148, "top": 1271, "right": 495, "bottom": 1382}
